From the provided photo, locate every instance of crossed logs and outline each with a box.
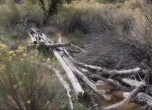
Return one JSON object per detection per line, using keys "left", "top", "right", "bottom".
{"left": 28, "top": 27, "right": 152, "bottom": 110}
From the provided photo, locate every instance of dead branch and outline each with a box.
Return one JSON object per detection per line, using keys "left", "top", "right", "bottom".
{"left": 121, "top": 78, "right": 144, "bottom": 87}
{"left": 71, "top": 44, "right": 86, "bottom": 53}
{"left": 27, "top": 43, "right": 71, "bottom": 49}
{"left": 29, "top": 29, "right": 84, "bottom": 98}
{"left": 96, "top": 80, "right": 114, "bottom": 91}
{"left": 48, "top": 66, "right": 73, "bottom": 110}
{"left": 53, "top": 50, "right": 84, "bottom": 98}
{"left": 136, "top": 92, "right": 152, "bottom": 107}
{"left": 60, "top": 53, "right": 112, "bottom": 100}
{"left": 112, "top": 91, "right": 130, "bottom": 98}
{"left": 73, "top": 60, "right": 141, "bottom": 75}
{"left": 104, "top": 83, "right": 145, "bottom": 110}
{"left": 28, "top": 28, "right": 152, "bottom": 109}
{"left": 91, "top": 74, "right": 131, "bottom": 92}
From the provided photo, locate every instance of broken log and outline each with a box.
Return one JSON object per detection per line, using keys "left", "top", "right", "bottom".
{"left": 53, "top": 50, "right": 84, "bottom": 98}
{"left": 28, "top": 28, "right": 152, "bottom": 109}
{"left": 27, "top": 43, "right": 71, "bottom": 50}
{"left": 112, "top": 91, "right": 152, "bottom": 107}
{"left": 56, "top": 37, "right": 112, "bottom": 100}
{"left": 96, "top": 80, "right": 114, "bottom": 91}
{"left": 29, "top": 28, "right": 84, "bottom": 99}
{"left": 112, "top": 91, "right": 130, "bottom": 98}
{"left": 73, "top": 60, "right": 141, "bottom": 75}
{"left": 136, "top": 92, "right": 152, "bottom": 107}
{"left": 104, "top": 83, "right": 145, "bottom": 110}
{"left": 48, "top": 66, "right": 73, "bottom": 110}
{"left": 121, "top": 78, "right": 144, "bottom": 87}
{"left": 60, "top": 53, "right": 112, "bottom": 100}
{"left": 91, "top": 74, "right": 131, "bottom": 92}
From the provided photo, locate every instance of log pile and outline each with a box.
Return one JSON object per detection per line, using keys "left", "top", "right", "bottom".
{"left": 28, "top": 27, "right": 152, "bottom": 110}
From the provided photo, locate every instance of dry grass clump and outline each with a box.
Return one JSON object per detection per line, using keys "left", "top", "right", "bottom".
{"left": 66, "top": 1, "right": 152, "bottom": 71}
{"left": 94, "top": 0, "right": 125, "bottom": 4}
{"left": 0, "top": 42, "right": 70, "bottom": 110}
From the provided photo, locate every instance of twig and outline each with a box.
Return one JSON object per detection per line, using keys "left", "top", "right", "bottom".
{"left": 71, "top": 44, "right": 86, "bottom": 53}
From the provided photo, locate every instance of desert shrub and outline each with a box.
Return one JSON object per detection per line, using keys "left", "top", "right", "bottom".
{"left": 95, "top": 0, "right": 125, "bottom": 4}
{"left": 129, "top": 2, "right": 152, "bottom": 57}
{"left": 52, "top": 2, "right": 133, "bottom": 36}
{"left": 0, "top": 42, "right": 70, "bottom": 110}
{"left": 66, "top": 1, "right": 152, "bottom": 70}
{"left": 0, "top": 3, "right": 19, "bottom": 27}
{"left": 0, "top": 61, "right": 51, "bottom": 109}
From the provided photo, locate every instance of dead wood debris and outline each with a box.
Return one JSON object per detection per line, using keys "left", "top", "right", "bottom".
{"left": 28, "top": 27, "right": 152, "bottom": 109}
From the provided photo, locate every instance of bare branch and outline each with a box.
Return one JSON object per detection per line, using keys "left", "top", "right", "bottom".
{"left": 104, "top": 83, "right": 145, "bottom": 110}
{"left": 73, "top": 60, "right": 141, "bottom": 75}
{"left": 91, "top": 74, "right": 131, "bottom": 92}
{"left": 121, "top": 78, "right": 144, "bottom": 87}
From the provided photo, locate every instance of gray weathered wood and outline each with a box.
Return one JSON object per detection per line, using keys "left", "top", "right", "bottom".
{"left": 104, "top": 83, "right": 145, "bottom": 110}
{"left": 73, "top": 60, "right": 141, "bottom": 75}
{"left": 91, "top": 74, "right": 131, "bottom": 92}
{"left": 28, "top": 28, "right": 84, "bottom": 98}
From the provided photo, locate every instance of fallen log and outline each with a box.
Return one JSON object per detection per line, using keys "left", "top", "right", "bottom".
{"left": 96, "top": 80, "right": 114, "bottom": 91}
{"left": 104, "top": 83, "right": 145, "bottom": 110}
{"left": 48, "top": 66, "right": 73, "bottom": 110}
{"left": 112, "top": 91, "right": 130, "bottom": 98}
{"left": 120, "top": 78, "right": 144, "bottom": 87}
{"left": 56, "top": 39, "right": 112, "bottom": 100}
{"left": 27, "top": 43, "right": 71, "bottom": 50}
{"left": 136, "top": 92, "right": 152, "bottom": 107}
{"left": 28, "top": 29, "right": 84, "bottom": 99}
{"left": 112, "top": 91, "right": 152, "bottom": 107}
{"left": 91, "top": 74, "right": 131, "bottom": 92}
{"left": 73, "top": 60, "right": 141, "bottom": 75}
{"left": 28, "top": 28, "right": 152, "bottom": 108}
{"left": 60, "top": 53, "right": 112, "bottom": 100}
{"left": 53, "top": 50, "right": 84, "bottom": 98}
